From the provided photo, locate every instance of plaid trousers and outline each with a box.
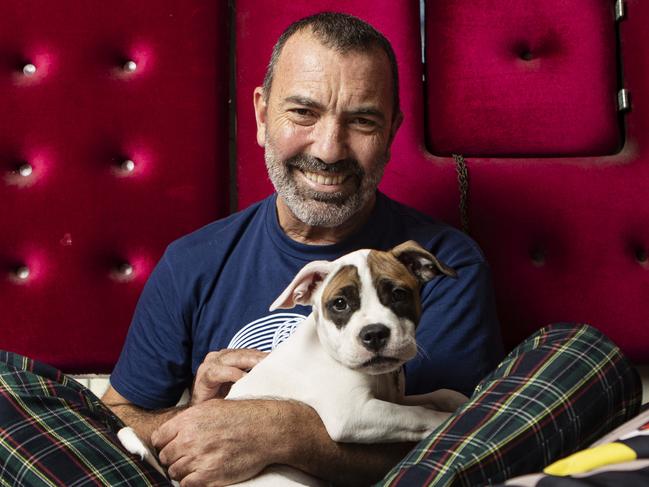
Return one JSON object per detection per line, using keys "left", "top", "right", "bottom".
{"left": 379, "top": 323, "right": 642, "bottom": 486}
{"left": 0, "top": 324, "right": 641, "bottom": 486}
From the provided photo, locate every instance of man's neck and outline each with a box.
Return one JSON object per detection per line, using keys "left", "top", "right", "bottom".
{"left": 276, "top": 196, "right": 376, "bottom": 245}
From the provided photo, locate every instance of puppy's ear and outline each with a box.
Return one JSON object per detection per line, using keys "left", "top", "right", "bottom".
{"left": 269, "top": 260, "right": 333, "bottom": 311}
{"left": 391, "top": 240, "right": 457, "bottom": 284}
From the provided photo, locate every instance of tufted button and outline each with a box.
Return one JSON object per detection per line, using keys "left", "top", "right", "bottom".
{"left": 14, "top": 265, "right": 30, "bottom": 281}
{"left": 111, "top": 261, "right": 135, "bottom": 282}
{"left": 17, "top": 163, "right": 33, "bottom": 177}
{"left": 22, "top": 63, "right": 37, "bottom": 76}
{"left": 520, "top": 51, "right": 534, "bottom": 61}
{"left": 121, "top": 159, "right": 135, "bottom": 173}
{"left": 118, "top": 262, "right": 134, "bottom": 276}
{"left": 635, "top": 248, "right": 648, "bottom": 265}
{"left": 530, "top": 248, "right": 546, "bottom": 267}
{"left": 123, "top": 60, "right": 137, "bottom": 73}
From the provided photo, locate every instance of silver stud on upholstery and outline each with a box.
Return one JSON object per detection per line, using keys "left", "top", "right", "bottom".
{"left": 121, "top": 159, "right": 135, "bottom": 173}
{"left": 15, "top": 266, "right": 30, "bottom": 280}
{"left": 117, "top": 262, "right": 134, "bottom": 277}
{"left": 123, "top": 60, "right": 137, "bottom": 72}
{"left": 23, "top": 63, "right": 37, "bottom": 76}
{"left": 18, "top": 163, "right": 33, "bottom": 177}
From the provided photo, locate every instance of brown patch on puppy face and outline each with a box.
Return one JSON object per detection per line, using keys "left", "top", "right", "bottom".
{"left": 367, "top": 250, "right": 421, "bottom": 324}
{"left": 321, "top": 265, "right": 362, "bottom": 328}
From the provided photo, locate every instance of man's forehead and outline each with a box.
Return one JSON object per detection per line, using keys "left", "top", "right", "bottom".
{"left": 272, "top": 31, "right": 393, "bottom": 106}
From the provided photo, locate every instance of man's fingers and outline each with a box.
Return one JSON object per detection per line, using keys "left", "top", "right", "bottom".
{"left": 192, "top": 366, "right": 247, "bottom": 402}
{"left": 167, "top": 455, "right": 193, "bottom": 481}
{"left": 212, "top": 349, "right": 268, "bottom": 370}
{"left": 150, "top": 420, "right": 178, "bottom": 452}
{"left": 203, "top": 365, "right": 246, "bottom": 386}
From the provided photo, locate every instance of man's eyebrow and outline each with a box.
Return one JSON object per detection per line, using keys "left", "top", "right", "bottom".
{"left": 347, "top": 107, "right": 386, "bottom": 121}
{"left": 283, "top": 96, "right": 325, "bottom": 110}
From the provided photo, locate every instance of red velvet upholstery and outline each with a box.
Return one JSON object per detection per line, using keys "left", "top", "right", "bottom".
{"left": 426, "top": 0, "right": 622, "bottom": 156}
{"left": 236, "top": 0, "right": 649, "bottom": 361}
{"left": 2, "top": 1, "right": 648, "bottom": 372}
{"left": 0, "top": 1, "right": 230, "bottom": 372}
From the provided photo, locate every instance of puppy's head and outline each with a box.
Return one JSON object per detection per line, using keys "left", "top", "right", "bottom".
{"left": 270, "top": 241, "right": 456, "bottom": 375}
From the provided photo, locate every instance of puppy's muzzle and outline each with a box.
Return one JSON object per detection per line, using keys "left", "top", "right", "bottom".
{"left": 359, "top": 324, "right": 391, "bottom": 352}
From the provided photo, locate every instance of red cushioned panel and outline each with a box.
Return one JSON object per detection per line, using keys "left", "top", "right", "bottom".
{"left": 0, "top": 1, "right": 229, "bottom": 372}
{"left": 236, "top": 0, "right": 649, "bottom": 362}
{"left": 425, "top": 0, "right": 622, "bottom": 156}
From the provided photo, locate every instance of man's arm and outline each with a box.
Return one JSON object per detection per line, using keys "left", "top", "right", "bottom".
{"left": 151, "top": 396, "right": 414, "bottom": 486}
{"left": 102, "top": 386, "right": 185, "bottom": 450}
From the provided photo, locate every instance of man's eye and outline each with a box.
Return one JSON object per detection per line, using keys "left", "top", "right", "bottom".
{"left": 352, "top": 117, "right": 375, "bottom": 127}
{"left": 392, "top": 287, "right": 408, "bottom": 302}
{"left": 291, "top": 108, "right": 312, "bottom": 117}
{"left": 332, "top": 297, "right": 348, "bottom": 311}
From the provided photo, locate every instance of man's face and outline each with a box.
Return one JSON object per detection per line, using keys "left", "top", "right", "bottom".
{"left": 254, "top": 31, "right": 402, "bottom": 228}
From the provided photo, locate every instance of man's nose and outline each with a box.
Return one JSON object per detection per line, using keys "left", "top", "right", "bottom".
{"left": 309, "top": 119, "right": 349, "bottom": 165}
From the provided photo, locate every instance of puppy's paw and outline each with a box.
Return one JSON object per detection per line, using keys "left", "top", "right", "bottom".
{"left": 117, "top": 427, "right": 172, "bottom": 481}
{"left": 117, "top": 427, "right": 149, "bottom": 460}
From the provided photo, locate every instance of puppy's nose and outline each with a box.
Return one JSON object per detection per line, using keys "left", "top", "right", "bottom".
{"left": 359, "top": 324, "right": 391, "bottom": 352}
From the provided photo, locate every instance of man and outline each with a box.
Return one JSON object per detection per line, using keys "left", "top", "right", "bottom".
{"left": 102, "top": 12, "right": 504, "bottom": 486}
{"left": 0, "top": 12, "right": 639, "bottom": 487}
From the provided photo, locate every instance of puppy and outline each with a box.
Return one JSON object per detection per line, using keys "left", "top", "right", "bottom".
{"left": 227, "top": 241, "right": 467, "bottom": 485}
{"left": 118, "top": 241, "right": 468, "bottom": 486}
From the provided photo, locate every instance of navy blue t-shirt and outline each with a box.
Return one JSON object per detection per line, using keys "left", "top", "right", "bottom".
{"left": 110, "top": 192, "right": 504, "bottom": 408}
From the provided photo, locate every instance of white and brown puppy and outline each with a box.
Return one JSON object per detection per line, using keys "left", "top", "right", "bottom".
{"left": 226, "top": 240, "right": 468, "bottom": 486}
{"left": 118, "top": 241, "right": 468, "bottom": 486}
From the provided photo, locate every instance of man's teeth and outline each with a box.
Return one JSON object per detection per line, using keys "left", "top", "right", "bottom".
{"left": 303, "top": 171, "right": 346, "bottom": 185}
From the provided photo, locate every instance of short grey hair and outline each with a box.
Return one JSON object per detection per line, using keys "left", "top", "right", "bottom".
{"left": 262, "top": 12, "right": 400, "bottom": 119}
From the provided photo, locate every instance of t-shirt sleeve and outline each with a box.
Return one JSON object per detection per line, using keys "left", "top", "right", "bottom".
{"left": 109, "top": 251, "right": 192, "bottom": 409}
{"left": 404, "top": 260, "right": 504, "bottom": 398}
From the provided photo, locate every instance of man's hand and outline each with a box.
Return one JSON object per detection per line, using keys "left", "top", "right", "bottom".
{"left": 151, "top": 398, "right": 294, "bottom": 486}
{"left": 191, "top": 349, "right": 267, "bottom": 404}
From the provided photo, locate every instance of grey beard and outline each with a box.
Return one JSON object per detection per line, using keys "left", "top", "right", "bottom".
{"left": 264, "top": 146, "right": 386, "bottom": 228}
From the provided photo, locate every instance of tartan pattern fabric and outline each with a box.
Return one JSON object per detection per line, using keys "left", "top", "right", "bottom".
{"left": 379, "top": 323, "right": 642, "bottom": 487}
{"left": 0, "top": 351, "right": 170, "bottom": 487}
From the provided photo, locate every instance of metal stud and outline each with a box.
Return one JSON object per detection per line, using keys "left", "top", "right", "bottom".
{"left": 123, "top": 60, "right": 137, "bottom": 73}
{"left": 23, "top": 63, "right": 37, "bottom": 76}
{"left": 15, "top": 266, "right": 30, "bottom": 280}
{"left": 18, "top": 163, "right": 33, "bottom": 177}
{"left": 117, "top": 262, "right": 134, "bottom": 277}
{"left": 121, "top": 159, "right": 135, "bottom": 173}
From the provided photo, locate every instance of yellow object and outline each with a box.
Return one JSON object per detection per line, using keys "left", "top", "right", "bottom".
{"left": 544, "top": 442, "right": 637, "bottom": 476}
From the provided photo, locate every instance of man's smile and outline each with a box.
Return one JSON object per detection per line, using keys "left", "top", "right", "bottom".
{"left": 302, "top": 170, "right": 347, "bottom": 186}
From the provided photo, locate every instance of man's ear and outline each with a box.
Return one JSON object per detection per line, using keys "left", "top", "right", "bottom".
{"left": 270, "top": 260, "right": 333, "bottom": 310}
{"left": 391, "top": 240, "right": 457, "bottom": 284}
{"left": 253, "top": 86, "right": 268, "bottom": 148}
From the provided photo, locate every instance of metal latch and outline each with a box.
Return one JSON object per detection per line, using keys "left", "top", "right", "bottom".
{"left": 618, "top": 89, "right": 631, "bottom": 111}
{"left": 615, "top": 0, "right": 625, "bottom": 21}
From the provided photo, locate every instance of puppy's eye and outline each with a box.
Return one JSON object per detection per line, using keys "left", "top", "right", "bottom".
{"left": 332, "top": 297, "right": 348, "bottom": 311}
{"left": 392, "top": 287, "right": 409, "bottom": 302}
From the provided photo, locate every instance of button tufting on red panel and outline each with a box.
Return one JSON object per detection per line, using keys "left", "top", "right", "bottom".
{"left": 530, "top": 248, "right": 546, "bottom": 267}
{"left": 17, "top": 163, "right": 33, "bottom": 177}
{"left": 635, "top": 248, "right": 648, "bottom": 266}
{"left": 110, "top": 261, "right": 135, "bottom": 283}
{"left": 13, "top": 266, "right": 30, "bottom": 281}
{"left": 22, "top": 63, "right": 37, "bottom": 76}
{"left": 519, "top": 51, "right": 534, "bottom": 61}
{"left": 122, "top": 60, "right": 137, "bottom": 73}
{"left": 5, "top": 160, "right": 36, "bottom": 187}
